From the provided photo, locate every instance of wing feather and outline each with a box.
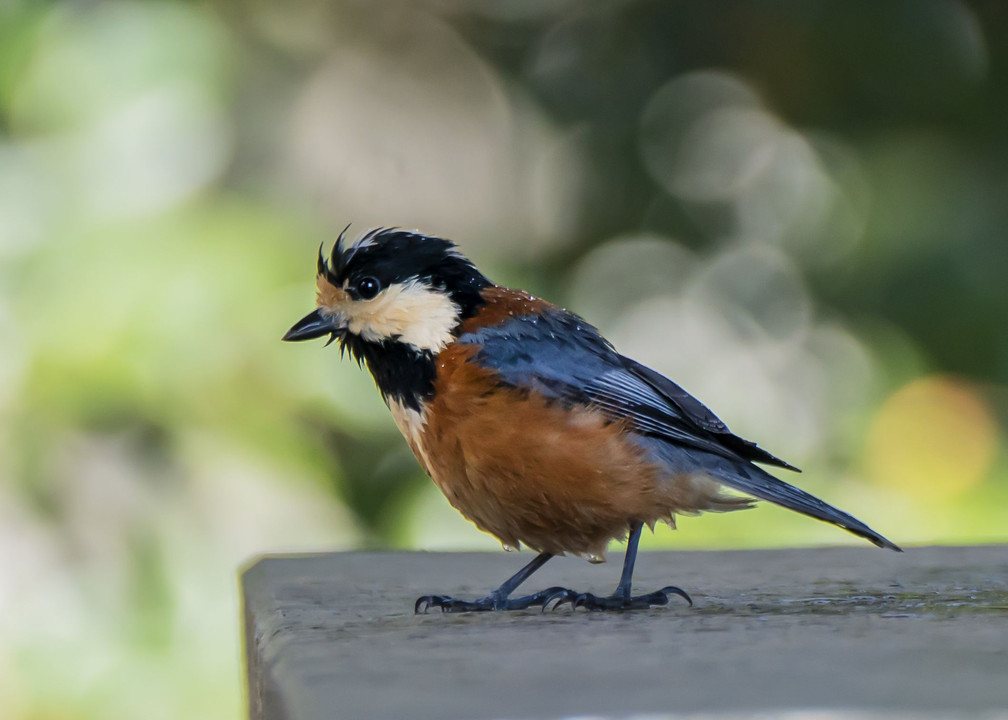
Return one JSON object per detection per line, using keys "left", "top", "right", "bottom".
{"left": 458, "top": 306, "right": 795, "bottom": 470}
{"left": 455, "top": 302, "right": 900, "bottom": 551}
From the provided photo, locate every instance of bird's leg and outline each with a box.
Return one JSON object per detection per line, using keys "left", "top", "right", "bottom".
{"left": 564, "top": 522, "right": 693, "bottom": 611}
{"left": 415, "top": 552, "right": 573, "bottom": 613}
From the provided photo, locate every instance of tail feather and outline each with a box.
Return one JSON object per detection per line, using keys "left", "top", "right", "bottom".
{"left": 713, "top": 464, "right": 902, "bottom": 552}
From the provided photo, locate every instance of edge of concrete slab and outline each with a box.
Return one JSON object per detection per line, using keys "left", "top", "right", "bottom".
{"left": 242, "top": 546, "right": 1008, "bottom": 720}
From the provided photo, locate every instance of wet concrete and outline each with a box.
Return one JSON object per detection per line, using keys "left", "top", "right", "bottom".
{"left": 242, "top": 546, "right": 1008, "bottom": 720}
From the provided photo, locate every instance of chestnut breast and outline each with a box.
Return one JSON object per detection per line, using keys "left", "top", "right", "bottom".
{"left": 417, "top": 341, "right": 666, "bottom": 559}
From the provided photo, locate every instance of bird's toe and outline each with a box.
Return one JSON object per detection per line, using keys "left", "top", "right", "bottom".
{"left": 565, "top": 586, "right": 693, "bottom": 611}
{"left": 414, "top": 595, "right": 492, "bottom": 613}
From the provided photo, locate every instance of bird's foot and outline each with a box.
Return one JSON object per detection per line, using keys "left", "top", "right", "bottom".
{"left": 414, "top": 587, "right": 576, "bottom": 614}
{"left": 554, "top": 585, "right": 693, "bottom": 611}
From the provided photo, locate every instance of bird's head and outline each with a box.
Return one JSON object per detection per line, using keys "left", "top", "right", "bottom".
{"left": 283, "top": 228, "right": 491, "bottom": 359}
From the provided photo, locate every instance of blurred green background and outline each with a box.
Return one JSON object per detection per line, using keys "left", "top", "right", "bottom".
{"left": 1, "top": 0, "right": 1007, "bottom": 717}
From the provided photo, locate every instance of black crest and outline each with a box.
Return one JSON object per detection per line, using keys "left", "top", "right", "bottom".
{"left": 314, "top": 227, "right": 494, "bottom": 410}
{"left": 318, "top": 227, "right": 492, "bottom": 320}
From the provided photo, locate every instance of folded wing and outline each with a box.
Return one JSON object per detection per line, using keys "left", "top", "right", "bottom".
{"left": 459, "top": 307, "right": 790, "bottom": 468}
{"left": 457, "top": 305, "right": 900, "bottom": 551}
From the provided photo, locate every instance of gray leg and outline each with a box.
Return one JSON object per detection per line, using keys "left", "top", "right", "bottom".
{"left": 560, "top": 522, "right": 693, "bottom": 611}
{"left": 415, "top": 552, "right": 572, "bottom": 613}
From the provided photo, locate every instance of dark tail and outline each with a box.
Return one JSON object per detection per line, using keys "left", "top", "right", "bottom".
{"left": 713, "top": 464, "right": 902, "bottom": 551}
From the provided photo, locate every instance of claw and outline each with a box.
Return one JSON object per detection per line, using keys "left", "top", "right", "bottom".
{"left": 659, "top": 585, "right": 693, "bottom": 607}
{"left": 415, "top": 595, "right": 434, "bottom": 614}
{"left": 415, "top": 595, "right": 456, "bottom": 614}
{"left": 497, "top": 586, "right": 555, "bottom": 611}
{"left": 542, "top": 588, "right": 577, "bottom": 612}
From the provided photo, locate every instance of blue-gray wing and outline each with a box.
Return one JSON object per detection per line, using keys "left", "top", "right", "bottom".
{"left": 456, "top": 307, "right": 796, "bottom": 470}
{"left": 455, "top": 306, "right": 902, "bottom": 551}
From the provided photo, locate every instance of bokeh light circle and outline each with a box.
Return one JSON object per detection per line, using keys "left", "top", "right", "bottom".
{"left": 865, "top": 375, "right": 998, "bottom": 500}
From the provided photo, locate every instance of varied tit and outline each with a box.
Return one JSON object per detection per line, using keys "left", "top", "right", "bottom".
{"left": 284, "top": 228, "right": 900, "bottom": 613}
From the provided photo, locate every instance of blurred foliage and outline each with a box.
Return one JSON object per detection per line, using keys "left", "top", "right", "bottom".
{"left": 1, "top": 0, "right": 1007, "bottom": 718}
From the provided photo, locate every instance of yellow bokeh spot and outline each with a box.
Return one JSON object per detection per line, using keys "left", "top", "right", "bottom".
{"left": 865, "top": 375, "right": 999, "bottom": 500}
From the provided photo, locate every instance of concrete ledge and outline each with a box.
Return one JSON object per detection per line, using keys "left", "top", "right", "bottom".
{"left": 242, "top": 546, "right": 1008, "bottom": 720}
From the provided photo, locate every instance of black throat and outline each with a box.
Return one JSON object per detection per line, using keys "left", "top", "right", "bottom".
{"left": 329, "top": 230, "right": 494, "bottom": 409}
{"left": 340, "top": 335, "right": 438, "bottom": 411}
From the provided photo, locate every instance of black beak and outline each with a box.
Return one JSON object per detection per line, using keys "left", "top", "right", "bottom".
{"left": 282, "top": 309, "right": 341, "bottom": 343}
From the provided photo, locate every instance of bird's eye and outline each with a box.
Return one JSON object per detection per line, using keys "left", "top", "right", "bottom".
{"left": 355, "top": 276, "right": 381, "bottom": 300}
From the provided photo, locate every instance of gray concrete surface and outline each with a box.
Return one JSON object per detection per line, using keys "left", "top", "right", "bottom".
{"left": 242, "top": 546, "right": 1008, "bottom": 720}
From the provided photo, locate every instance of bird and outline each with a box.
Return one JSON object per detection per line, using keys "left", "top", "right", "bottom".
{"left": 283, "top": 228, "right": 901, "bottom": 612}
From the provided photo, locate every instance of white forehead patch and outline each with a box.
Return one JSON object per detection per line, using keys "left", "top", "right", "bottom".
{"left": 340, "top": 279, "right": 461, "bottom": 352}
